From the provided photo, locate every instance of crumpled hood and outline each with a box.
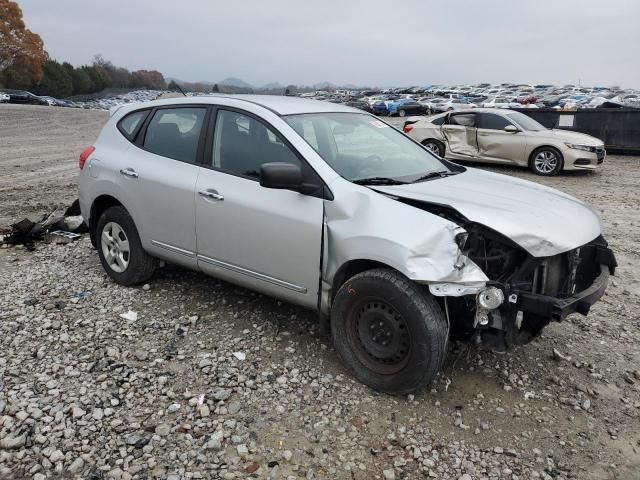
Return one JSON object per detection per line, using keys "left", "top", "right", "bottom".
{"left": 373, "top": 168, "right": 602, "bottom": 257}
{"left": 532, "top": 129, "right": 604, "bottom": 146}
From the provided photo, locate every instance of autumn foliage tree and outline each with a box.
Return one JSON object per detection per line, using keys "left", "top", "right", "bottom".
{"left": 0, "top": 0, "right": 46, "bottom": 88}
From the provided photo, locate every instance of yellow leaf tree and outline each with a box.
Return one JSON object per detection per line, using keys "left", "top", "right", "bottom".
{"left": 0, "top": 0, "right": 46, "bottom": 88}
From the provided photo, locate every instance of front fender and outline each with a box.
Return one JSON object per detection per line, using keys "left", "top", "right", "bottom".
{"left": 324, "top": 181, "right": 488, "bottom": 286}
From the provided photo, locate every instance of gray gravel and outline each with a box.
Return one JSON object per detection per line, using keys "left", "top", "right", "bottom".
{"left": 1, "top": 107, "right": 639, "bottom": 479}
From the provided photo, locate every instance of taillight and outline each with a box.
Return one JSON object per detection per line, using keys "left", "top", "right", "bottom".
{"left": 403, "top": 124, "right": 413, "bottom": 133}
{"left": 79, "top": 146, "right": 95, "bottom": 169}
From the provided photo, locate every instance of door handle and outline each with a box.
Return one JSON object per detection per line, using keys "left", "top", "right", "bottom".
{"left": 198, "top": 189, "right": 224, "bottom": 201}
{"left": 119, "top": 168, "right": 138, "bottom": 178}
{"left": 479, "top": 132, "right": 490, "bottom": 136}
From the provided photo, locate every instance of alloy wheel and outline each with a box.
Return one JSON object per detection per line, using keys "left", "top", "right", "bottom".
{"left": 424, "top": 141, "right": 441, "bottom": 156}
{"left": 101, "top": 222, "right": 130, "bottom": 273}
{"left": 534, "top": 150, "right": 558, "bottom": 174}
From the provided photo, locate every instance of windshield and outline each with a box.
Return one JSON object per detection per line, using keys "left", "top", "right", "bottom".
{"left": 284, "top": 113, "right": 449, "bottom": 182}
{"left": 505, "top": 111, "right": 546, "bottom": 131}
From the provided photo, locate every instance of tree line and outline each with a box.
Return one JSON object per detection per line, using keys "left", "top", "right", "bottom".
{"left": 0, "top": 0, "right": 166, "bottom": 97}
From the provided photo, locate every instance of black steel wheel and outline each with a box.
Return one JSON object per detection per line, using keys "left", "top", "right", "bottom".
{"left": 347, "top": 298, "right": 411, "bottom": 375}
{"left": 331, "top": 268, "right": 448, "bottom": 394}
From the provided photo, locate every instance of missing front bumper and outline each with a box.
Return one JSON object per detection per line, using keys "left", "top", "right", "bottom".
{"left": 512, "top": 263, "right": 609, "bottom": 322}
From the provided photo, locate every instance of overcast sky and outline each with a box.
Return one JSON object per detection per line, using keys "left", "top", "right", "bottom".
{"left": 18, "top": 0, "right": 640, "bottom": 88}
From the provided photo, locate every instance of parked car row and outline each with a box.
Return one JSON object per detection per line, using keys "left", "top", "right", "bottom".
{"left": 293, "top": 82, "right": 640, "bottom": 116}
{"left": 0, "top": 89, "right": 164, "bottom": 111}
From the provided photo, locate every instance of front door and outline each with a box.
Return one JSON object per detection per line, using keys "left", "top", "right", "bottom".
{"left": 441, "top": 113, "right": 478, "bottom": 157}
{"left": 476, "top": 112, "right": 527, "bottom": 164}
{"left": 195, "top": 108, "right": 324, "bottom": 308}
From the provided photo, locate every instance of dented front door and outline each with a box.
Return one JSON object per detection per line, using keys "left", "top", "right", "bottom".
{"left": 476, "top": 113, "right": 527, "bottom": 164}
{"left": 441, "top": 113, "right": 478, "bottom": 157}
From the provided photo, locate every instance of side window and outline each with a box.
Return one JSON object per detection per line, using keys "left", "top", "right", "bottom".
{"left": 449, "top": 114, "right": 476, "bottom": 127}
{"left": 143, "top": 107, "right": 206, "bottom": 163}
{"left": 118, "top": 110, "right": 148, "bottom": 140}
{"left": 430, "top": 116, "right": 445, "bottom": 126}
{"left": 478, "top": 113, "right": 512, "bottom": 130}
{"left": 212, "top": 110, "right": 301, "bottom": 179}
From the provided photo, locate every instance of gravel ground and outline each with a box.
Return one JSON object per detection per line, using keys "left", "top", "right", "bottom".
{"left": 1, "top": 106, "right": 639, "bottom": 480}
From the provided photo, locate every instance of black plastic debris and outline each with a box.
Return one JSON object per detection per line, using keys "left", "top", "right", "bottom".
{"left": 0, "top": 199, "right": 88, "bottom": 250}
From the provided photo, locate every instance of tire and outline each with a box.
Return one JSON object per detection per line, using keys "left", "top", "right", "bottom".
{"left": 529, "top": 146, "right": 564, "bottom": 176}
{"left": 399, "top": 109, "right": 406, "bottom": 117}
{"left": 330, "top": 268, "right": 448, "bottom": 394}
{"left": 96, "top": 206, "right": 156, "bottom": 286}
{"left": 422, "top": 139, "right": 445, "bottom": 157}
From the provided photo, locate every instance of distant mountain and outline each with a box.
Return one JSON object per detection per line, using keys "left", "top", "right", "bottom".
{"left": 218, "top": 77, "right": 253, "bottom": 88}
{"left": 261, "top": 82, "right": 284, "bottom": 89}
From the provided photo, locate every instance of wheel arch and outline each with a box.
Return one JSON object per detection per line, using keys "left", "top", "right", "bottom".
{"left": 89, "top": 195, "right": 126, "bottom": 247}
{"left": 319, "top": 258, "right": 407, "bottom": 337}
{"left": 331, "top": 259, "right": 401, "bottom": 303}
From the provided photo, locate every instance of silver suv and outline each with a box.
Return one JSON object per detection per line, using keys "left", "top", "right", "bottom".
{"left": 78, "top": 96, "right": 616, "bottom": 394}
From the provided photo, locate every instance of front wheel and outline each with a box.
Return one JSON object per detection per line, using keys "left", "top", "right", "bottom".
{"left": 331, "top": 269, "right": 448, "bottom": 394}
{"left": 530, "top": 147, "right": 564, "bottom": 176}
{"left": 399, "top": 109, "right": 406, "bottom": 117}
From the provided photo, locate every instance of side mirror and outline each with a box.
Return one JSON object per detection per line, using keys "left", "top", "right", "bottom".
{"left": 260, "top": 162, "right": 303, "bottom": 191}
{"left": 504, "top": 125, "right": 519, "bottom": 133}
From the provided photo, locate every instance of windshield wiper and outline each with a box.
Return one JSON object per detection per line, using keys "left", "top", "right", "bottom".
{"left": 412, "top": 171, "right": 460, "bottom": 183}
{"left": 353, "top": 177, "right": 409, "bottom": 185}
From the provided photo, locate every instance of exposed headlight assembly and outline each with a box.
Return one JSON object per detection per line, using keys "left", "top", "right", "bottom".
{"left": 478, "top": 287, "right": 504, "bottom": 310}
{"left": 565, "top": 142, "right": 594, "bottom": 152}
{"left": 474, "top": 287, "right": 505, "bottom": 327}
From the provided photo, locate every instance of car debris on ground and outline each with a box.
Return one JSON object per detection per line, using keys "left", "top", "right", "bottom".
{"left": 0, "top": 200, "right": 87, "bottom": 250}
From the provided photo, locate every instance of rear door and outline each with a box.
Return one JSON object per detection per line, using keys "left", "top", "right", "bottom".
{"left": 120, "top": 105, "right": 208, "bottom": 267}
{"left": 476, "top": 112, "right": 527, "bottom": 164}
{"left": 194, "top": 108, "right": 324, "bottom": 308}
{"left": 441, "top": 113, "right": 478, "bottom": 156}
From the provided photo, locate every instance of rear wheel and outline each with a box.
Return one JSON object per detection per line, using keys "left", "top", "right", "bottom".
{"left": 422, "top": 139, "right": 445, "bottom": 157}
{"left": 399, "top": 109, "right": 407, "bottom": 117}
{"left": 96, "top": 206, "right": 156, "bottom": 286}
{"left": 530, "top": 146, "right": 563, "bottom": 176}
{"left": 331, "top": 268, "right": 448, "bottom": 394}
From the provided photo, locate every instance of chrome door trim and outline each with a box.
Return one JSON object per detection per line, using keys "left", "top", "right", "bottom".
{"left": 197, "top": 254, "right": 308, "bottom": 294}
{"left": 150, "top": 240, "right": 196, "bottom": 258}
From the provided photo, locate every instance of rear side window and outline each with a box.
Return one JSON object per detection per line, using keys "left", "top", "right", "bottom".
{"left": 449, "top": 114, "right": 476, "bottom": 127}
{"left": 430, "top": 116, "right": 445, "bottom": 125}
{"left": 118, "top": 110, "right": 148, "bottom": 140}
{"left": 143, "top": 107, "right": 206, "bottom": 163}
{"left": 477, "top": 113, "right": 512, "bottom": 130}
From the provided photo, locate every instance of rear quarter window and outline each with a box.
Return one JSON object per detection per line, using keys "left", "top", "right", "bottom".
{"left": 117, "top": 110, "right": 148, "bottom": 140}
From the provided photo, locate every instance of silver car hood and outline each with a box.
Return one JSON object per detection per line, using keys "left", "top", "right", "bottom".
{"left": 373, "top": 168, "right": 601, "bottom": 257}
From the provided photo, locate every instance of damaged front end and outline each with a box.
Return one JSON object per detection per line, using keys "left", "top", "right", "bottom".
{"left": 419, "top": 203, "right": 617, "bottom": 351}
